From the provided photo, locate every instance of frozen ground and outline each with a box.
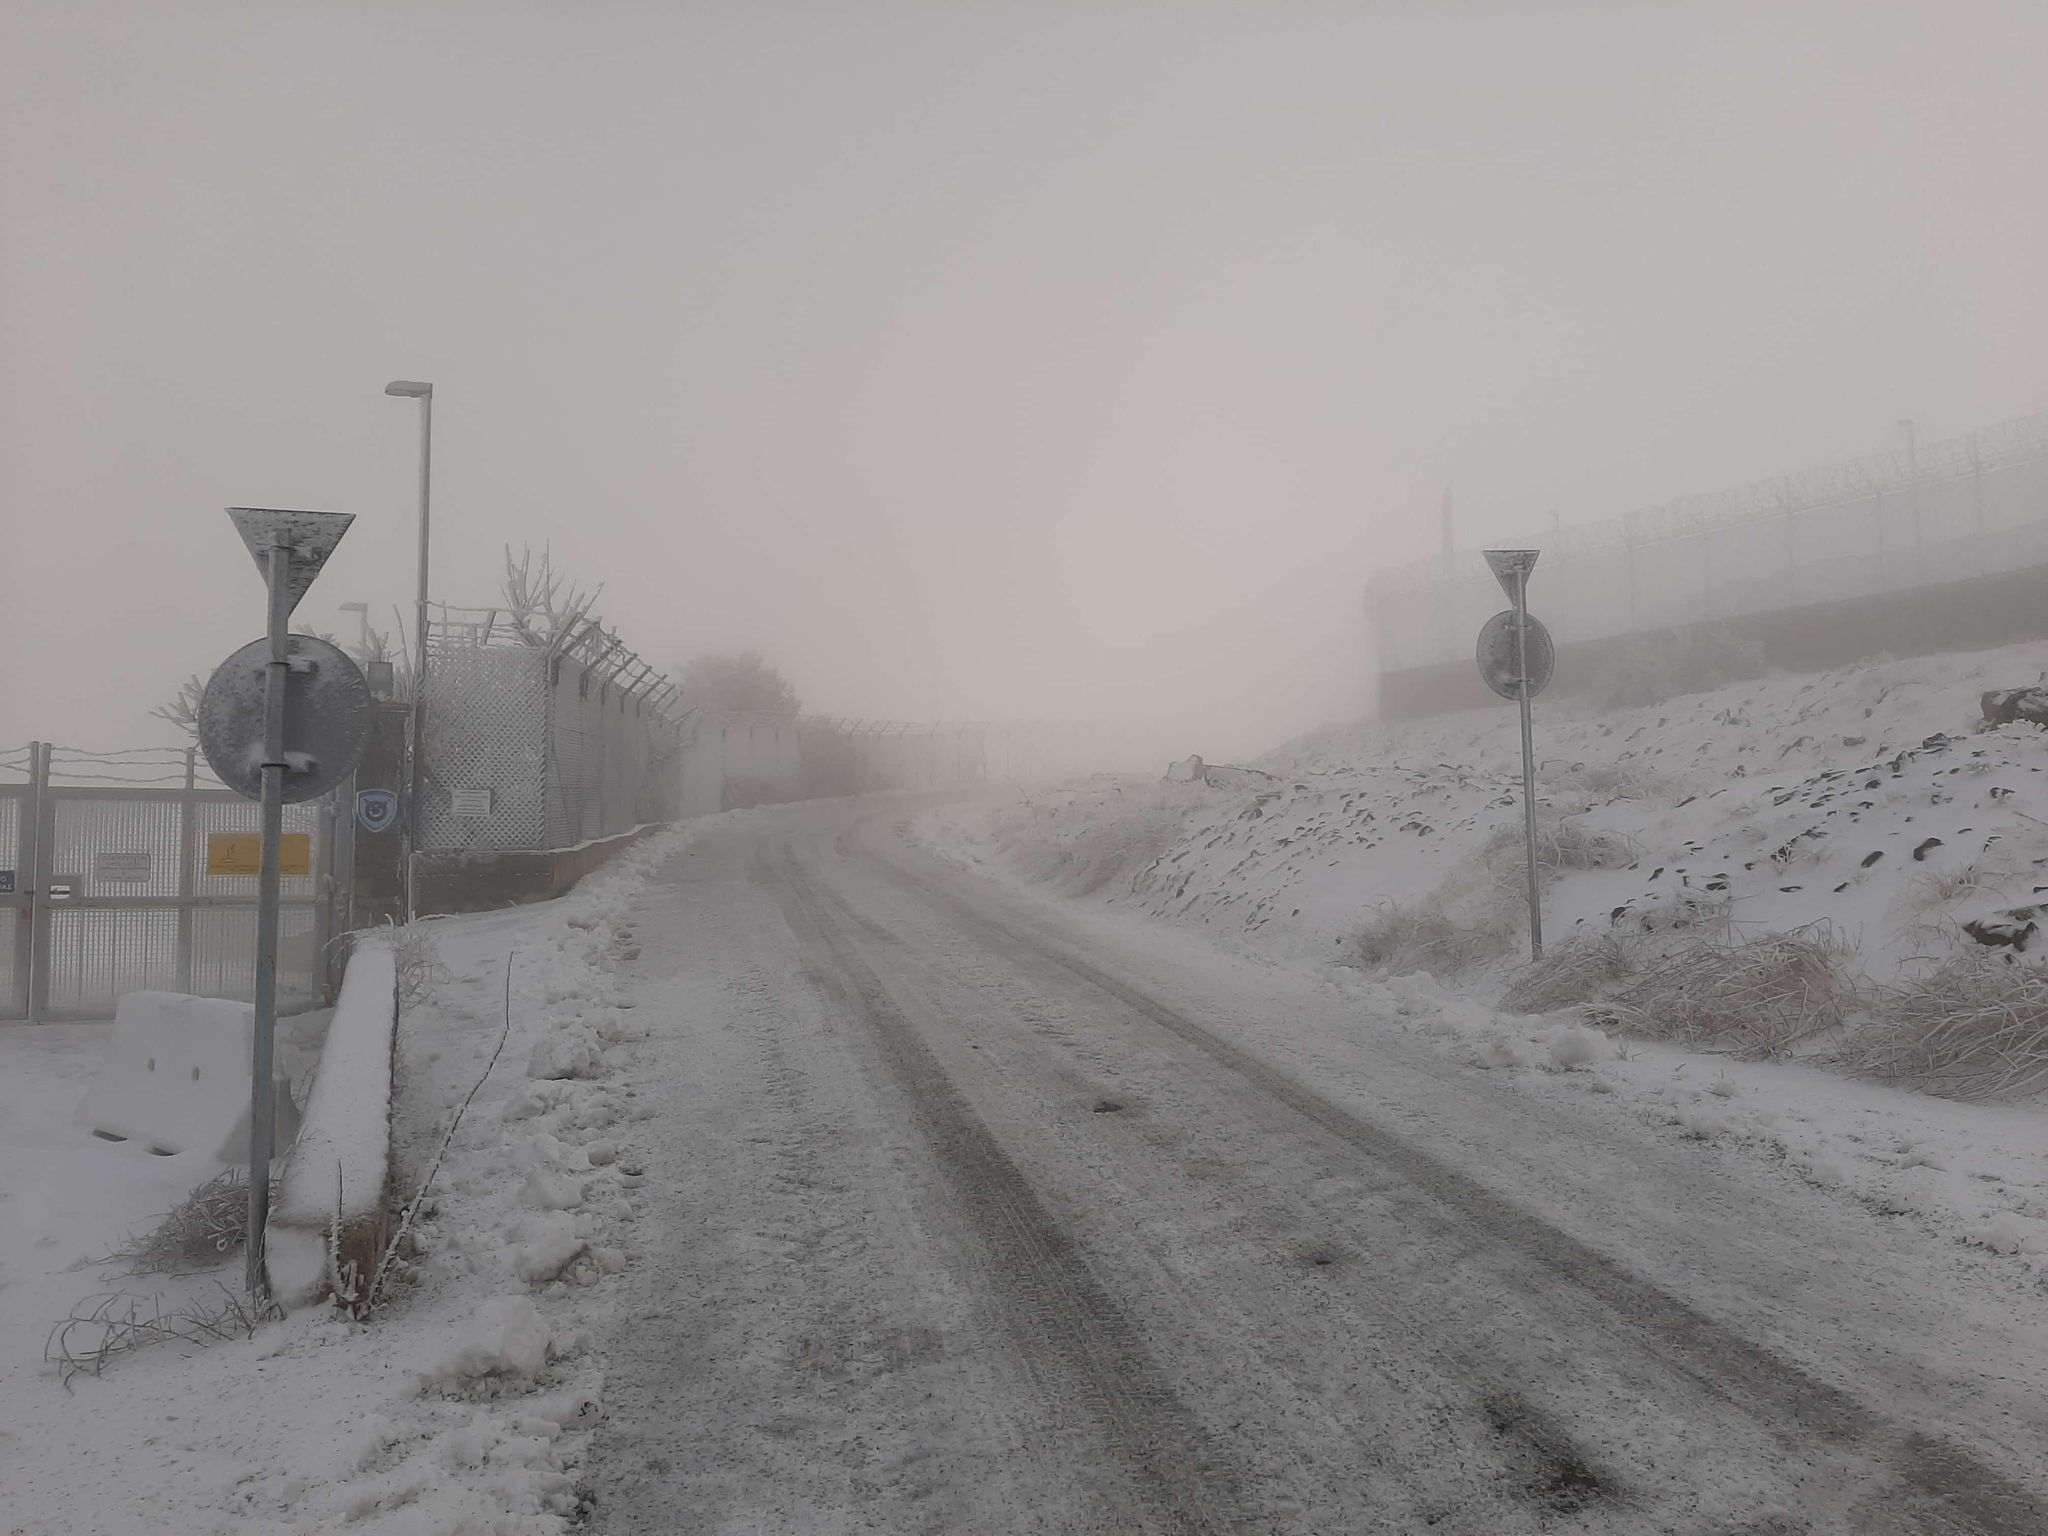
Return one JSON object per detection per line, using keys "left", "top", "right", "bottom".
{"left": 0, "top": 831, "right": 685, "bottom": 1535}
{"left": 580, "top": 798, "right": 2047, "bottom": 1533}
{"left": 5, "top": 703, "right": 2047, "bottom": 1530}
{"left": 938, "top": 639, "right": 2048, "bottom": 984}
{"left": 916, "top": 640, "right": 2048, "bottom": 1271}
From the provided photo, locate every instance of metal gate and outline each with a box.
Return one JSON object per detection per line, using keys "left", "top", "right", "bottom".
{"left": 0, "top": 744, "right": 345, "bottom": 1023}
{"left": 0, "top": 752, "right": 32, "bottom": 1019}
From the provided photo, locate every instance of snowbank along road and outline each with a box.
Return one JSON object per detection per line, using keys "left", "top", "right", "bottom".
{"left": 586, "top": 795, "right": 2048, "bottom": 1535}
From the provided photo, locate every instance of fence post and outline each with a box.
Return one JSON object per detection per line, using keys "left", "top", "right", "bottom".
{"left": 26, "top": 742, "right": 52, "bottom": 1024}
{"left": 15, "top": 743, "right": 43, "bottom": 1021}
{"left": 1623, "top": 513, "right": 1640, "bottom": 633}
{"left": 176, "top": 744, "right": 196, "bottom": 994}
{"left": 1971, "top": 432, "right": 1987, "bottom": 577}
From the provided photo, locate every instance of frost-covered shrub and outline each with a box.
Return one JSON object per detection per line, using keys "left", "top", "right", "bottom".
{"left": 1348, "top": 899, "right": 1516, "bottom": 977}
{"left": 1585, "top": 927, "right": 1852, "bottom": 1056}
{"left": 1499, "top": 934, "right": 1637, "bottom": 1015}
{"left": 1850, "top": 950, "right": 2048, "bottom": 1101}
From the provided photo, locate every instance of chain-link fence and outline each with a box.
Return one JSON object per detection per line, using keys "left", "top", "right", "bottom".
{"left": 418, "top": 612, "right": 684, "bottom": 852}
{"left": 1367, "top": 413, "right": 2048, "bottom": 676}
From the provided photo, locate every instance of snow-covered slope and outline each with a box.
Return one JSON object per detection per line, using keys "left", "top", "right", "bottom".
{"left": 945, "top": 638, "right": 2048, "bottom": 988}
{"left": 912, "top": 641, "right": 2048, "bottom": 1279}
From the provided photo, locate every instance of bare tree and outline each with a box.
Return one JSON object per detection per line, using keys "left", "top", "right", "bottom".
{"left": 502, "top": 544, "right": 601, "bottom": 649}
{"left": 151, "top": 675, "right": 206, "bottom": 738}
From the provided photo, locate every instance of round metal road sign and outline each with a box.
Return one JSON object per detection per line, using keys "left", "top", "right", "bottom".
{"left": 1476, "top": 610, "right": 1555, "bottom": 701}
{"left": 198, "top": 634, "right": 374, "bottom": 802}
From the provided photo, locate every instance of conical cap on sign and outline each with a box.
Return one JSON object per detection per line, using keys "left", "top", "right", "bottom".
{"left": 1483, "top": 548, "right": 1539, "bottom": 600}
{"left": 226, "top": 507, "right": 354, "bottom": 615}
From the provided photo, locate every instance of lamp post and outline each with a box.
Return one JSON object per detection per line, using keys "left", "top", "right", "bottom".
{"left": 384, "top": 380, "right": 433, "bottom": 921}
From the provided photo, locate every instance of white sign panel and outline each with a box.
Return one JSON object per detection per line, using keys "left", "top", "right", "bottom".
{"left": 95, "top": 851, "right": 153, "bottom": 883}
{"left": 451, "top": 787, "right": 495, "bottom": 818}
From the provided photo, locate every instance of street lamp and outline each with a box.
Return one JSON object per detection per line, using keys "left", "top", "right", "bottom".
{"left": 384, "top": 380, "right": 433, "bottom": 920}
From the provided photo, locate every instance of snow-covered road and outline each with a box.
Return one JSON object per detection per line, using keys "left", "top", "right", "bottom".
{"left": 586, "top": 796, "right": 2048, "bottom": 1535}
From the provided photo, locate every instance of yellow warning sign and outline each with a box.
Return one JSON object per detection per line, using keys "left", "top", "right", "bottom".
{"left": 207, "top": 832, "right": 311, "bottom": 878}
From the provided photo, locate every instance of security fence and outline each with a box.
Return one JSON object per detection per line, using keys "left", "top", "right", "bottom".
{"left": 1367, "top": 412, "right": 2048, "bottom": 677}
{"left": 418, "top": 607, "right": 685, "bottom": 852}
{"left": 0, "top": 744, "right": 342, "bottom": 1022}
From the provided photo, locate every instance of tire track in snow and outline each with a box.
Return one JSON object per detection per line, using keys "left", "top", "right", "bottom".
{"left": 858, "top": 819, "right": 2047, "bottom": 1536}
{"left": 767, "top": 847, "right": 1248, "bottom": 1536}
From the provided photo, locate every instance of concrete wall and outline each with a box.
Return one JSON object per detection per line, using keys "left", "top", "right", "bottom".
{"left": 415, "top": 824, "right": 666, "bottom": 916}
{"left": 1378, "top": 557, "right": 2048, "bottom": 719}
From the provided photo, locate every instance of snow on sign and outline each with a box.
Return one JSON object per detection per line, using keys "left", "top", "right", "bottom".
{"left": 1483, "top": 547, "right": 1539, "bottom": 599}
{"left": 94, "top": 851, "right": 153, "bottom": 883}
{"left": 1475, "top": 609, "right": 1555, "bottom": 700}
{"left": 208, "top": 831, "right": 311, "bottom": 878}
{"left": 451, "top": 787, "right": 495, "bottom": 818}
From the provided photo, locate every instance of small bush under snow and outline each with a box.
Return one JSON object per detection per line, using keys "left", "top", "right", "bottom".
{"left": 1351, "top": 899, "right": 1516, "bottom": 977}
{"left": 1851, "top": 950, "right": 2048, "bottom": 1102}
{"left": 422, "top": 1296, "right": 555, "bottom": 1396}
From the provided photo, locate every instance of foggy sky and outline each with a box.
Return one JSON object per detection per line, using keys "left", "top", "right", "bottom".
{"left": 4, "top": 1, "right": 2044, "bottom": 761}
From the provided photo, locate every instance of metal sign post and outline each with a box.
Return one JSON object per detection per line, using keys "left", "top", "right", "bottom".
{"left": 202, "top": 508, "right": 364, "bottom": 1301}
{"left": 250, "top": 540, "right": 290, "bottom": 1301}
{"left": 1481, "top": 549, "right": 1547, "bottom": 960}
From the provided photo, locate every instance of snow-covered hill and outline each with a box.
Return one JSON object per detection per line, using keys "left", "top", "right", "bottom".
{"left": 946, "top": 638, "right": 2048, "bottom": 990}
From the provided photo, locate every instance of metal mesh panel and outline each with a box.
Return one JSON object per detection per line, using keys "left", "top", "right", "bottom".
{"left": 189, "top": 905, "right": 321, "bottom": 1013}
{"left": 0, "top": 785, "right": 23, "bottom": 1018}
{"left": 0, "top": 910, "right": 18, "bottom": 1018}
{"left": 40, "top": 908, "right": 181, "bottom": 1016}
{"left": 421, "top": 647, "right": 549, "bottom": 850}
{"left": 413, "top": 637, "right": 681, "bottom": 853}
{"left": 1370, "top": 446, "right": 2048, "bottom": 672}
{"left": 32, "top": 791, "right": 325, "bottom": 1020}
{"left": 50, "top": 794, "right": 184, "bottom": 898}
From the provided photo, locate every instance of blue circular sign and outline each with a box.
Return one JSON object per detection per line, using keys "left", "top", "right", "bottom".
{"left": 355, "top": 788, "right": 399, "bottom": 833}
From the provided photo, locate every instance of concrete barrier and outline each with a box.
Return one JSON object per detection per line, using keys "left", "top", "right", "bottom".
{"left": 269, "top": 941, "right": 398, "bottom": 1306}
{"left": 75, "top": 992, "right": 299, "bottom": 1161}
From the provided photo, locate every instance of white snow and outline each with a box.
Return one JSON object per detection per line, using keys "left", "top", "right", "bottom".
{"left": 916, "top": 637, "right": 2048, "bottom": 1283}
{"left": 422, "top": 1296, "right": 556, "bottom": 1395}
{"left": 0, "top": 821, "right": 698, "bottom": 1535}
{"left": 270, "top": 939, "right": 399, "bottom": 1303}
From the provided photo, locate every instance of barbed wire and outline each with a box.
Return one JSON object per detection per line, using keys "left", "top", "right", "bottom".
{"left": 1369, "top": 409, "right": 2048, "bottom": 592}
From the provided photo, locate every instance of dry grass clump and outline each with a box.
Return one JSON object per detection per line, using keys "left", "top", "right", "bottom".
{"left": 1499, "top": 934, "right": 1638, "bottom": 1015}
{"left": 1585, "top": 927, "right": 1852, "bottom": 1056}
{"left": 389, "top": 925, "right": 454, "bottom": 1013}
{"left": 46, "top": 1286, "right": 267, "bottom": 1388}
{"left": 1350, "top": 899, "right": 1516, "bottom": 977}
{"left": 1483, "top": 814, "right": 1634, "bottom": 880}
{"left": 1553, "top": 762, "right": 1673, "bottom": 803}
{"left": 103, "top": 1170, "right": 248, "bottom": 1274}
{"left": 1852, "top": 951, "right": 2048, "bottom": 1102}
